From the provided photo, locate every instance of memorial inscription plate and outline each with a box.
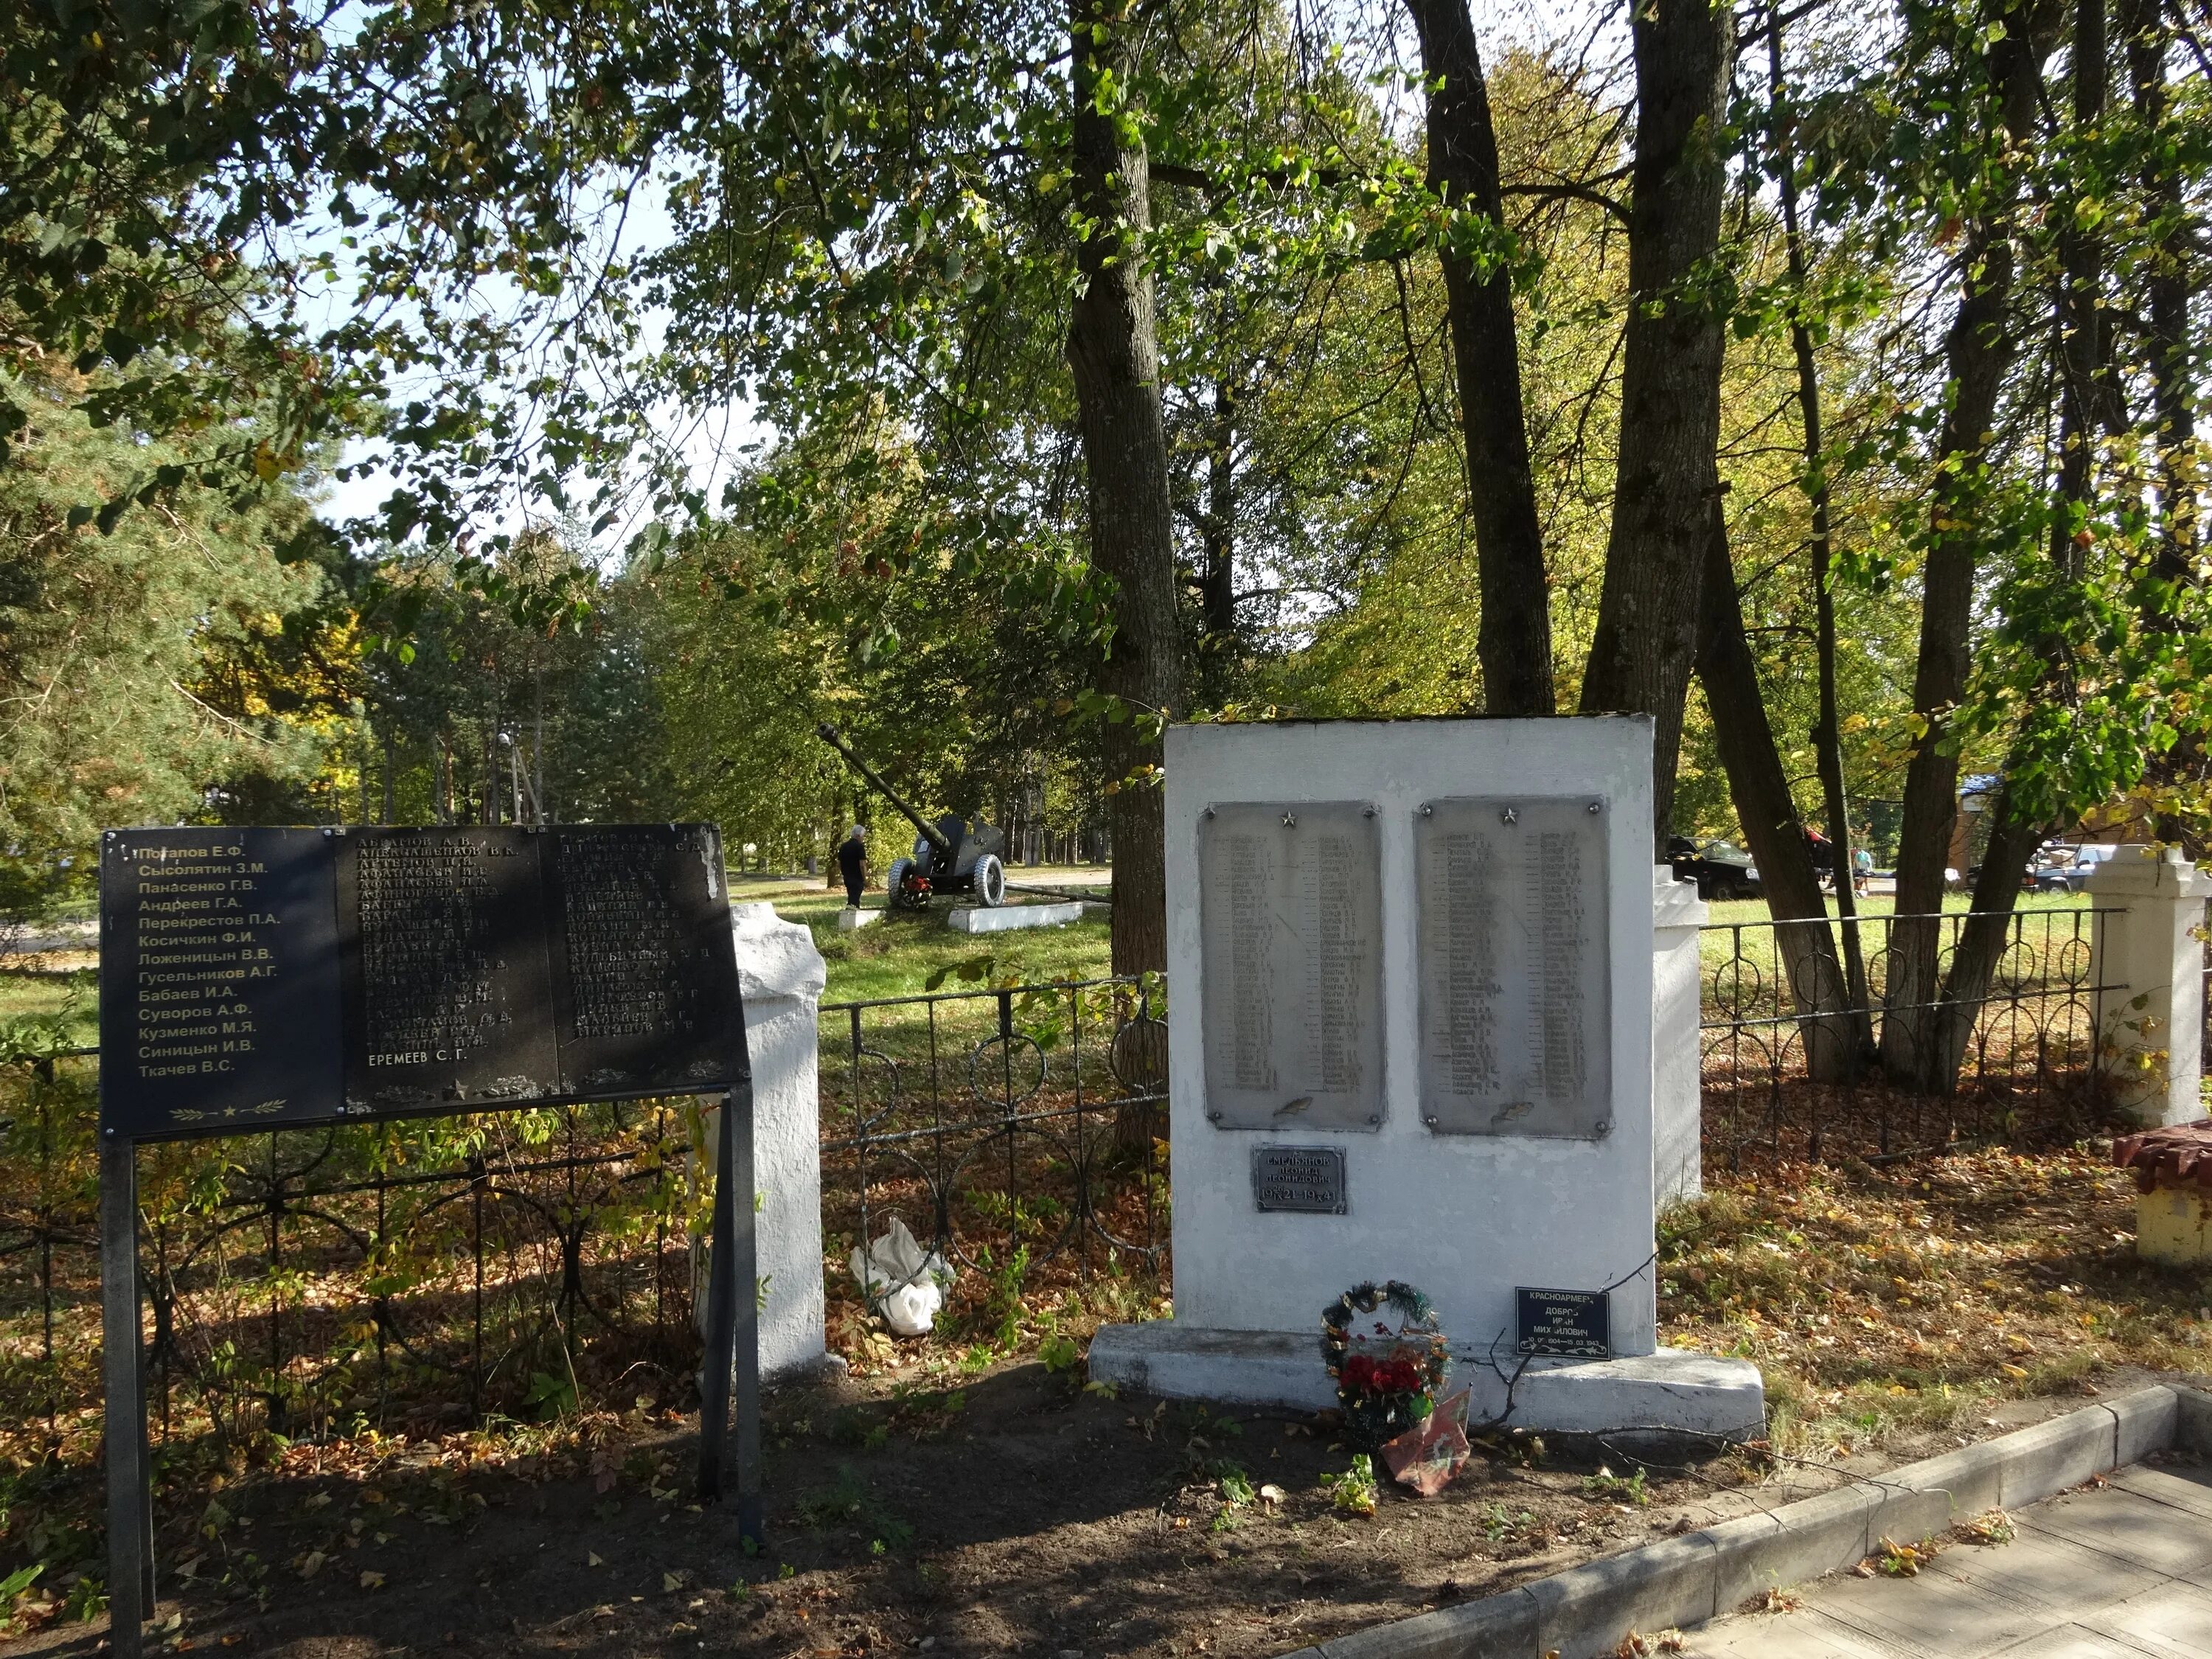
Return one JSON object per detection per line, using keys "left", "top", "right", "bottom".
{"left": 1515, "top": 1286, "right": 1611, "bottom": 1358}
{"left": 1415, "top": 797, "right": 1612, "bottom": 1138}
{"left": 99, "top": 824, "right": 742, "bottom": 1140}
{"left": 100, "top": 828, "right": 346, "bottom": 1137}
{"left": 546, "top": 824, "right": 732, "bottom": 1095}
{"left": 1197, "top": 801, "right": 1383, "bottom": 1131}
{"left": 336, "top": 829, "right": 559, "bottom": 1112}
{"left": 1251, "top": 1144, "right": 1348, "bottom": 1214}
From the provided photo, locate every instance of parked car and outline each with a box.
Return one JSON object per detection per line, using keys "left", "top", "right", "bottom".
{"left": 1669, "top": 835, "right": 1761, "bottom": 901}
{"left": 2030, "top": 843, "right": 2120, "bottom": 893}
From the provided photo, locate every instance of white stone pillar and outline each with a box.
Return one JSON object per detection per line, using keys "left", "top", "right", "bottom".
{"left": 703, "top": 901, "right": 838, "bottom": 1383}
{"left": 1653, "top": 865, "right": 1709, "bottom": 1208}
{"left": 2087, "top": 847, "right": 2212, "bottom": 1128}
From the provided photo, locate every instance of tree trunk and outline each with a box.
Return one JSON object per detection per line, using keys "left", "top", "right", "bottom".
{"left": 1924, "top": 797, "right": 2051, "bottom": 1095}
{"left": 1065, "top": 0, "right": 1185, "bottom": 986}
{"left": 2126, "top": 0, "right": 2199, "bottom": 846}
{"left": 1879, "top": 1, "right": 2051, "bottom": 1083}
{"left": 1767, "top": 6, "right": 1873, "bottom": 1065}
{"left": 1925, "top": 0, "right": 2104, "bottom": 1098}
{"left": 1578, "top": 0, "right": 1733, "bottom": 850}
{"left": 1199, "top": 377, "right": 1237, "bottom": 649}
{"left": 2129, "top": 1, "right": 2194, "bottom": 590}
{"left": 1694, "top": 504, "right": 1856, "bottom": 1079}
{"left": 1403, "top": 0, "right": 1554, "bottom": 717}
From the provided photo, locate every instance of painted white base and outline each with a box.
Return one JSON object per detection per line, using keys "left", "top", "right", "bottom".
{"left": 835, "top": 905, "right": 880, "bottom": 932}
{"left": 946, "top": 901, "right": 1086, "bottom": 933}
{"left": 1086, "top": 1321, "right": 1765, "bottom": 1440}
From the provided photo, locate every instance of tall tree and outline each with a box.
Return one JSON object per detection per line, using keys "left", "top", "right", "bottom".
{"left": 1067, "top": 0, "right": 1187, "bottom": 973}
{"left": 1877, "top": 0, "right": 2054, "bottom": 1083}
{"left": 1578, "top": 0, "right": 1735, "bottom": 850}
{"left": 1402, "top": 0, "right": 1554, "bottom": 715}
{"left": 1694, "top": 504, "right": 1857, "bottom": 1077}
{"left": 1766, "top": 1, "right": 1873, "bottom": 1061}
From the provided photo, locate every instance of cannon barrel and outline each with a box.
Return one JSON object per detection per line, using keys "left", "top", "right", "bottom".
{"left": 816, "top": 723, "right": 956, "bottom": 858}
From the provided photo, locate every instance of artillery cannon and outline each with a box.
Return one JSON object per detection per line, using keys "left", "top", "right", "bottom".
{"left": 818, "top": 723, "right": 1009, "bottom": 911}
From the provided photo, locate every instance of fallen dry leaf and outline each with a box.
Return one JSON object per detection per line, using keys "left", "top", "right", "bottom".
{"left": 359, "top": 1571, "right": 386, "bottom": 1591}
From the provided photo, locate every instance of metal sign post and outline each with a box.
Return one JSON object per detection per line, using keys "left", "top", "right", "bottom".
{"left": 695, "top": 1069, "right": 765, "bottom": 1542}
{"left": 94, "top": 822, "right": 765, "bottom": 1651}
{"left": 100, "top": 1134, "right": 153, "bottom": 1659}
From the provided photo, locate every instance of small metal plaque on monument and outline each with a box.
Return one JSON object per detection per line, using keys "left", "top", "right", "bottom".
{"left": 1196, "top": 801, "right": 1383, "bottom": 1132}
{"left": 1251, "top": 1144, "right": 1349, "bottom": 1214}
{"left": 1415, "top": 797, "right": 1613, "bottom": 1138}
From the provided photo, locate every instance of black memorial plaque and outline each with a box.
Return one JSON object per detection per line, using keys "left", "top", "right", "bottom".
{"left": 97, "top": 823, "right": 744, "bottom": 1139}
{"left": 1514, "top": 1287, "right": 1611, "bottom": 1358}
{"left": 1251, "top": 1144, "right": 1348, "bottom": 1214}
{"left": 100, "top": 828, "right": 345, "bottom": 1138}
{"left": 336, "top": 828, "right": 560, "bottom": 1113}
{"left": 546, "top": 825, "right": 735, "bottom": 1096}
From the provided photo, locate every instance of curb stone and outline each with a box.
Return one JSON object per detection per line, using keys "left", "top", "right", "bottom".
{"left": 1276, "top": 1383, "right": 2210, "bottom": 1659}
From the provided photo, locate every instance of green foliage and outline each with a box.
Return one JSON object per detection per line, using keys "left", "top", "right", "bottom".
{"left": 1318, "top": 1454, "right": 1378, "bottom": 1517}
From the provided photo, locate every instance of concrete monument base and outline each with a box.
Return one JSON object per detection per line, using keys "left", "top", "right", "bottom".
{"left": 1087, "top": 1321, "right": 1765, "bottom": 1441}
{"left": 835, "top": 905, "right": 880, "bottom": 931}
{"left": 945, "top": 901, "right": 1085, "bottom": 933}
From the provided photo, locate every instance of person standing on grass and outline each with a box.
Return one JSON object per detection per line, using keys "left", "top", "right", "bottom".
{"left": 1854, "top": 844, "right": 1874, "bottom": 897}
{"left": 837, "top": 824, "right": 869, "bottom": 906}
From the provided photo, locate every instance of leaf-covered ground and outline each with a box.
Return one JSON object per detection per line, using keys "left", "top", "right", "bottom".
{"left": 4, "top": 1145, "right": 2206, "bottom": 1657}
{"left": 1660, "top": 1148, "right": 2212, "bottom": 1460}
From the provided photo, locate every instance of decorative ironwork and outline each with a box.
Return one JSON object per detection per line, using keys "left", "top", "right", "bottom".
{"left": 1699, "top": 906, "right": 2121, "bottom": 1169}
{"left": 0, "top": 919, "right": 2143, "bottom": 1444}
{"left": 818, "top": 976, "right": 1169, "bottom": 1340}
{"left": 0, "top": 1044, "right": 701, "bottom": 1454}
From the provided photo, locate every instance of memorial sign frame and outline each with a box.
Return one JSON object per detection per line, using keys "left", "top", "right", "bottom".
{"left": 96, "top": 824, "right": 765, "bottom": 1659}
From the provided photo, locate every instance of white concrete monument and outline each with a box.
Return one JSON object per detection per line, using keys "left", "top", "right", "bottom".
{"left": 1088, "top": 717, "right": 1763, "bottom": 1439}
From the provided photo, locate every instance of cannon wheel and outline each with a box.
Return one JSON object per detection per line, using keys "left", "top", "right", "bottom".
{"left": 973, "top": 854, "right": 1006, "bottom": 908}
{"left": 887, "top": 858, "right": 925, "bottom": 910}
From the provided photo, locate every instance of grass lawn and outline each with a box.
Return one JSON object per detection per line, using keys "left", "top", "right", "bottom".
{"left": 0, "top": 961, "right": 95, "bottom": 1050}
{"left": 730, "top": 872, "right": 1115, "bottom": 1005}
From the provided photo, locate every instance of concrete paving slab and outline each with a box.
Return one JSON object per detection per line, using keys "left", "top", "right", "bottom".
{"left": 1930, "top": 1529, "right": 2165, "bottom": 1619}
{"left": 1685, "top": 1463, "right": 2212, "bottom": 1659}
{"left": 2110, "top": 1464, "right": 2212, "bottom": 1525}
{"left": 1687, "top": 1605, "right": 1905, "bottom": 1657}
{"left": 1809, "top": 1565, "right": 2060, "bottom": 1656}
{"left": 1989, "top": 1627, "right": 2160, "bottom": 1658}
{"left": 2098, "top": 1579, "right": 2212, "bottom": 1658}
{"left": 2023, "top": 1487, "right": 2212, "bottom": 1578}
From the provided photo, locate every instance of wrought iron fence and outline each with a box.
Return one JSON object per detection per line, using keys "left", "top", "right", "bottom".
{"left": 0, "top": 1046, "right": 708, "bottom": 1464}
{"left": 816, "top": 975, "right": 1169, "bottom": 1356}
{"left": 1700, "top": 905, "right": 2121, "bottom": 1169}
{"left": 0, "top": 916, "right": 2143, "bottom": 1454}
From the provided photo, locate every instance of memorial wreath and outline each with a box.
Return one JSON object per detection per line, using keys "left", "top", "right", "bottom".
{"left": 1321, "top": 1280, "right": 1450, "bottom": 1450}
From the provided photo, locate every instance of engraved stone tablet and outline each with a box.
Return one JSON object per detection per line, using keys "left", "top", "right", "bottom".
{"left": 1198, "top": 801, "right": 1383, "bottom": 1131}
{"left": 1515, "top": 1286, "right": 1611, "bottom": 1357}
{"left": 1416, "top": 797, "right": 1612, "bottom": 1137}
{"left": 99, "top": 828, "right": 344, "bottom": 1138}
{"left": 546, "top": 824, "right": 737, "bottom": 1094}
{"left": 335, "top": 828, "right": 561, "bottom": 1112}
{"left": 1251, "top": 1144, "right": 1348, "bottom": 1214}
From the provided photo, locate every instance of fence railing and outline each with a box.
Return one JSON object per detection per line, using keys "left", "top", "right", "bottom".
{"left": 1700, "top": 905, "right": 2120, "bottom": 1169}
{"left": 815, "top": 975, "right": 1169, "bottom": 1356}
{"left": 0, "top": 1048, "right": 705, "bottom": 1464}
{"left": 0, "top": 910, "right": 2135, "bottom": 1469}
